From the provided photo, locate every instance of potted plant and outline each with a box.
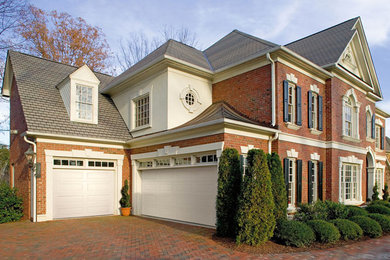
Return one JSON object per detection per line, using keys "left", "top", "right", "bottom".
{"left": 120, "top": 179, "right": 131, "bottom": 216}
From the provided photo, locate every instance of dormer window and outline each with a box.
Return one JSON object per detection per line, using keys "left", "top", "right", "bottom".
{"left": 76, "top": 84, "right": 93, "bottom": 120}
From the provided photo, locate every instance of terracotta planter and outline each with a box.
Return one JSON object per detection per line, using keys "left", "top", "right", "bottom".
{"left": 120, "top": 207, "right": 131, "bottom": 216}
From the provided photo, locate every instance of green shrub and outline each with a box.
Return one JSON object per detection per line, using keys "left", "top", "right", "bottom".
{"left": 349, "top": 216, "right": 382, "bottom": 238}
{"left": 347, "top": 206, "right": 368, "bottom": 218}
{"left": 370, "top": 200, "right": 390, "bottom": 208}
{"left": 267, "top": 152, "right": 287, "bottom": 223}
{"left": 366, "top": 205, "right": 390, "bottom": 215}
{"left": 368, "top": 214, "right": 390, "bottom": 233}
{"left": 372, "top": 184, "right": 380, "bottom": 201}
{"left": 324, "top": 200, "right": 349, "bottom": 220}
{"left": 274, "top": 220, "right": 315, "bottom": 247}
{"left": 307, "top": 220, "right": 340, "bottom": 243}
{"left": 383, "top": 184, "right": 389, "bottom": 201}
{"left": 216, "top": 148, "right": 241, "bottom": 237}
{"left": 119, "top": 180, "right": 131, "bottom": 208}
{"left": 329, "top": 219, "right": 363, "bottom": 241}
{"left": 236, "top": 149, "right": 275, "bottom": 245}
{"left": 0, "top": 181, "right": 23, "bottom": 223}
{"left": 294, "top": 201, "right": 328, "bottom": 222}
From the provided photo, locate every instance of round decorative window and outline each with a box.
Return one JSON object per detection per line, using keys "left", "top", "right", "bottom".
{"left": 180, "top": 86, "right": 201, "bottom": 113}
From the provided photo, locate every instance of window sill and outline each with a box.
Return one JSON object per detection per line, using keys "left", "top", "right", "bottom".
{"left": 366, "top": 137, "right": 375, "bottom": 143}
{"left": 131, "top": 124, "right": 151, "bottom": 132}
{"left": 285, "top": 122, "right": 301, "bottom": 130}
{"left": 310, "top": 128, "right": 322, "bottom": 135}
{"left": 342, "top": 135, "right": 361, "bottom": 143}
{"left": 342, "top": 200, "right": 364, "bottom": 206}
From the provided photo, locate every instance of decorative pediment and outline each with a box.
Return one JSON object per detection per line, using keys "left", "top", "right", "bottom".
{"left": 287, "top": 149, "right": 298, "bottom": 158}
{"left": 310, "top": 153, "right": 320, "bottom": 161}
{"left": 340, "top": 46, "right": 360, "bottom": 77}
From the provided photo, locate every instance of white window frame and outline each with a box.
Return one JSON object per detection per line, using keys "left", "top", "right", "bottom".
{"left": 75, "top": 84, "right": 94, "bottom": 121}
{"left": 339, "top": 155, "right": 363, "bottom": 205}
{"left": 341, "top": 89, "right": 360, "bottom": 141}
{"left": 310, "top": 161, "right": 318, "bottom": 203}
{"left": 11, "top": 164, "right": 14, "bottom": 188}
{"left": 132, "top": 93, "right": 151, "bottom": 131}
{"left": 287, "top": 158, "right": 296, "bottom": 209}
{"left": 366, "top": 111, "right": 372, "bottom": 139}
{"left": 287, "top": 83, "right": 296, "bottom": 124}
{"left": 311, "top": 92, "right": 318, "bottom": 130}
{"left": 375, "top": 125, "right": 381, "bottom": 150}
{"left": 374, "top": 168, "right": 384, "bottom": 198}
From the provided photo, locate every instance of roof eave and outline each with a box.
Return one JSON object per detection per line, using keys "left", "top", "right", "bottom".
{"left": 375, "top": 107, "right": 390, "bottom": 118}
{"left": 1, "top": 52, "right": 12, "bottom": 97}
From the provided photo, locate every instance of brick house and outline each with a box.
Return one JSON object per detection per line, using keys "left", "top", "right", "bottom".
{"left": 3, "top": 17, "right": 389, "bottom": 226}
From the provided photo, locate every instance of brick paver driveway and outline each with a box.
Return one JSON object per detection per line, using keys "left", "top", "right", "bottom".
{"left": 1, "top": 216, "right": 389, "bottom": 259}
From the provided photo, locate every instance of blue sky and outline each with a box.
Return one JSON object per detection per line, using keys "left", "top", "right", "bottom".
{"left": 2, "top": 0, "right": 390, "bottom": 144}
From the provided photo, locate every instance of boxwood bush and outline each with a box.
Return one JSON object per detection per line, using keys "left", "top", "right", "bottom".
{"left": 329, "top": 219, "right": 363, "bottom": 241}
{"left": 294, "top": 201, "right": 328, "bottom": 222}
{"left": 0, "top": 181, "right": 23, "bottom": 223}
{"left": 365, "top": 205, "right": 390, "bottom": 215}
{"left": 307, "top": 220, "right": 340, "bottom": 243}
{"left": 274, "top": 220, "right": 315, "bottom": 247}
{"left": 324, "top": 200, "right": 349, "bottom": 220}
{"left": 368, "top": 214, "right": 390, "bottom": 233}
{"left": 347, "top": 206, "right": 368, "bottom": 218}
{"left": 370, "top": 200, "right": 390, "bottom": 208}
{"left": 349, "top": 216, "right": 382, "bottom": 238}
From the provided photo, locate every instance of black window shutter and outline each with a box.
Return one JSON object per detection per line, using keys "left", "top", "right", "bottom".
{"left": 296, "top": 86, "right": 302, "bottom": 126}
{"left": 318, "top": 95, "right": 323, "bottom": 131}
{"left": 283, "top": 158, "right": 289, "bottom": 194}
{"left": 318, "top": 161, "right": 323, "bottom": 201}
{"left": 381, "top": 127, "right": 385, "bottom": 150}
{"left": 283, "top": 81, "right": 289, "bottom": 122}
{"left": 308, "top": 161, "right": 313, "bottom": 204}
{"left": 308, "top": 90, "right": 313, "bottom": 128}
{"left": 296, "top": 160, "right": 302, "bottom": 204}
{"left": 372, "top": 114, "right": 376, "bottom": 139}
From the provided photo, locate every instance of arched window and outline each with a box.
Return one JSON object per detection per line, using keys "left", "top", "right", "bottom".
{"left": 342, "top": 89, "right": 360, "bottom": 140}
{"left": 366, "top": 110, "right": 372, "bottom": 138}
{"left": 344, "top": 98, "right": 353, "bottom": 136}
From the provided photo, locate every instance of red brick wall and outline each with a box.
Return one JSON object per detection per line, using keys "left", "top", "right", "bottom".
{"left": 212, "top": 65, "right": 272, "bottom": 124}
{"left": 35, "top": 142, "right": 131, "bottom": 215}
{"left": 223, "top": 133, "right": 269, "bottom": 153}
{"left": 9, "top": 77, "right": 31, "bottom": 219}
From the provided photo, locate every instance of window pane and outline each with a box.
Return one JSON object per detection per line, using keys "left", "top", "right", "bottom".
{"left": 54, "top": 159, "right": 61, "bottom": 165}
{"left": 88, "top": 161, "right": 94, "bottom": 167}
{"left": 109, "top": 162, "right": 114, "bottom": 167}
{"left": 77, "top": 161, "right": 84, "bottom": 166}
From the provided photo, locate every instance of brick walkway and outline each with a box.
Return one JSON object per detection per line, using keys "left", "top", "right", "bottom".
{"left": 0, "top": 216, "right": 389, "bottom": 259}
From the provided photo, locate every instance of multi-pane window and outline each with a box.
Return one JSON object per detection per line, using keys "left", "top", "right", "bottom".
{"left": 139, "top": 161, "right": 153, "bottom": 168}
{"left": 196, "top": 154, "right": 218, "bottom": 164}
{"left": 288, "top": 84, "right": 295, "bottom": 123}
{"left": 310, "top": 161, "right": 318, "bottom": 203}
{"left": 76, "top": 85, "right": 93, "bottom": 120}
{"left": 174, "top": 157, "right": 192, "bottom": 166}
{"left": 135, "top": 95, "right": 150, "bottom": 128}
{"left": 344, "top": 99, "right": 352, "bottom": 136}
{"left": 374, "top": 168, "right": 384, "bottom": 196}
{"left": 366, "top": 112, "right": 372, "bottom": 138}
{"left": 155, "top": 158, "right": 170, "bottom": 167}
{"left": 311, "top": 93, "right": 318, "bottom": 129}
{"left": 341, "top": 164, "right": 359, "bottom": 201}
{"left": 287, "top": 159, "right": 296, "bottom": 206}
{"left": 375, "top": 125, "right": 381, "bottom": 149}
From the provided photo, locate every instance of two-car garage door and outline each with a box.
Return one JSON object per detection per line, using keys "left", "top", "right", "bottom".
{"left": 53, "top": 168, "right": 115, "bottom": 219}
{"left": 140, "top": 166, "right": 217, "bottom": 227}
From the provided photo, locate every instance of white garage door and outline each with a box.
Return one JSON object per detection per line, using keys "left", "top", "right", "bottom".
{"left": 53, "top": 169, "right": 115, "bottom": 219}
{"left": 141, "top": 166, "right": 217, "bottom": 226}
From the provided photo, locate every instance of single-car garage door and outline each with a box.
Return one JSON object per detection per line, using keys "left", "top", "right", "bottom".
{"left": 53, "top": 168, "right": 115, "bottom": 219}
{"left": 141, "top": 166, "right": 217, "bottom": 226}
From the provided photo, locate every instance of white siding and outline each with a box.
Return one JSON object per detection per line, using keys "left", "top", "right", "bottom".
{"left": 58, "top": 80, "right": 71, "bottom": 115}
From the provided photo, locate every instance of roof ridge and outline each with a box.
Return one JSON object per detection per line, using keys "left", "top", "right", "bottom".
{"left": 8, "top": 50, "right": 113, "bottom": 78}
{"left": 165, "top": 38, "right": 202, "bottom": 52}
{"left": 232, "top": 29, "right": 278, "bottom": 47}
{"left": 286, "top": 17, "right": 359, "bottom": 46}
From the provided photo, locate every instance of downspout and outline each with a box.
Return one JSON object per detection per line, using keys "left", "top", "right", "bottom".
{"left": 266, "top": 53, "right": 276, "bottom": 127}
{"left": 268, "top": 132, "right": 279, "bottom": 154}
{"left": 24, "top": 136, "right": 37, "bottom": 222}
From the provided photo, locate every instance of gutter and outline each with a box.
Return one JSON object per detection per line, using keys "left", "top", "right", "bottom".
{"left": 266, "top": 53, "right": 276, "bottom": 126}
{"left": 23, "top": 136, "right": 37, "bottom": 223}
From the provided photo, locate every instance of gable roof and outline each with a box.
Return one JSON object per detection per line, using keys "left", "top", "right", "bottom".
{"left": 204, "top": 30, "right": 278, "bottom": 71}
{"left": 286, "top": 17, "right": 359, "bottom": 67}
{"left": 8, "top": 51, "right": 131, "bottom": 142}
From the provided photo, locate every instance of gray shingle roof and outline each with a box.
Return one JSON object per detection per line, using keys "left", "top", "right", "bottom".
{"left": 9, "top": 51, "right": 131, "bottom": 142}
{"left": 286, "top": 17, "right": 359, "bottom": 67}
{"left": 204, "top": 30, "right": 278, "bottom": 70}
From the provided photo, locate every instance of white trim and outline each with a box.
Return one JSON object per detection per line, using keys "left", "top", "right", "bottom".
{"left": 310, "top": 84, "right": 320, "bottom": 94}
{"left": 36, "top": 137, "right": 127, "bottom": 149}
{"left": 286, "top": 148, "right": 298, "bottom": 158}
{"left": 375, "top": 118, "right": 384, "bottom": 127}
{"left": 286, "top": 73, "right": 298, "bottom": 84}
{"left": 43, "top": 149, "right": 124, "bottom": 222}
{"left": 310, "top": 153, "right": 320, "bottom": 161}
{"left": 339, "top": 155, "right": 363, "bottom": 205}
{"left": 240, "top": 144, "right": 255, "bottom": 154}
{"left": 376, "top": 155, "right": 386, "bottom": 161}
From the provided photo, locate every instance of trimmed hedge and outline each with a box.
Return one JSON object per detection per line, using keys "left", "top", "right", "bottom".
{"left": 307, "top": 220, "right": 340, "bottom": 243}
{"left": 349, "top": 216, "right": 382, "bottom": 238}
{"left": 370, "top": 200, "right": 390, "bottom": 208}
{"left": 236, "top": 149, "right": 275, "bottom": 245}
{"left": 347, "top": 206, "right": 368, "bottom": 218}
{"left": 0, "top": 181, "right": 23, "bottom": 223}
{"left": 366, "top": 205, "right": 390, "bottom": 215}
{"left": 216, "top": 148, "right": 242, "bottom": 237}
{"left": 267, "top": 153, "right": 287, "bottom": 222}
{"left": 324, "top": 200, "right": 349, "bottom": 220}
{"left": 294, "top": 200, "right": 349, "bottom": 222}
{"left": 274, "top": 220, "right": 315, "bottom": 247}
{"left": 368, "top": 214, "right": 390, "bottom": 233}
{"left": 329, "top": 219, "right": 363, "bottom": 241}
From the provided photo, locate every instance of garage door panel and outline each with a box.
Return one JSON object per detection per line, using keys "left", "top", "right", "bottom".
{"left": 53, "top": 168, "right": 115, "bottom": 219}
{"left": 141, "top": 166, "right": 217, "bottom": 226}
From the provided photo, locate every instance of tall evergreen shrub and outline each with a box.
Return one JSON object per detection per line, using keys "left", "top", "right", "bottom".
{"left": 383, "top": 184, "right": 389, "bottom": 201}
{"left": 236, "top": 149, "right": 275, "bottom": 245}
{"left": 267, "top": 152, "right": 287, "bottom": 222}
{"left": 372, "top": 184, "right": 380, "bottom": 201}
{"left": 216, "top": 148, "right": 241, "bottom": 237}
